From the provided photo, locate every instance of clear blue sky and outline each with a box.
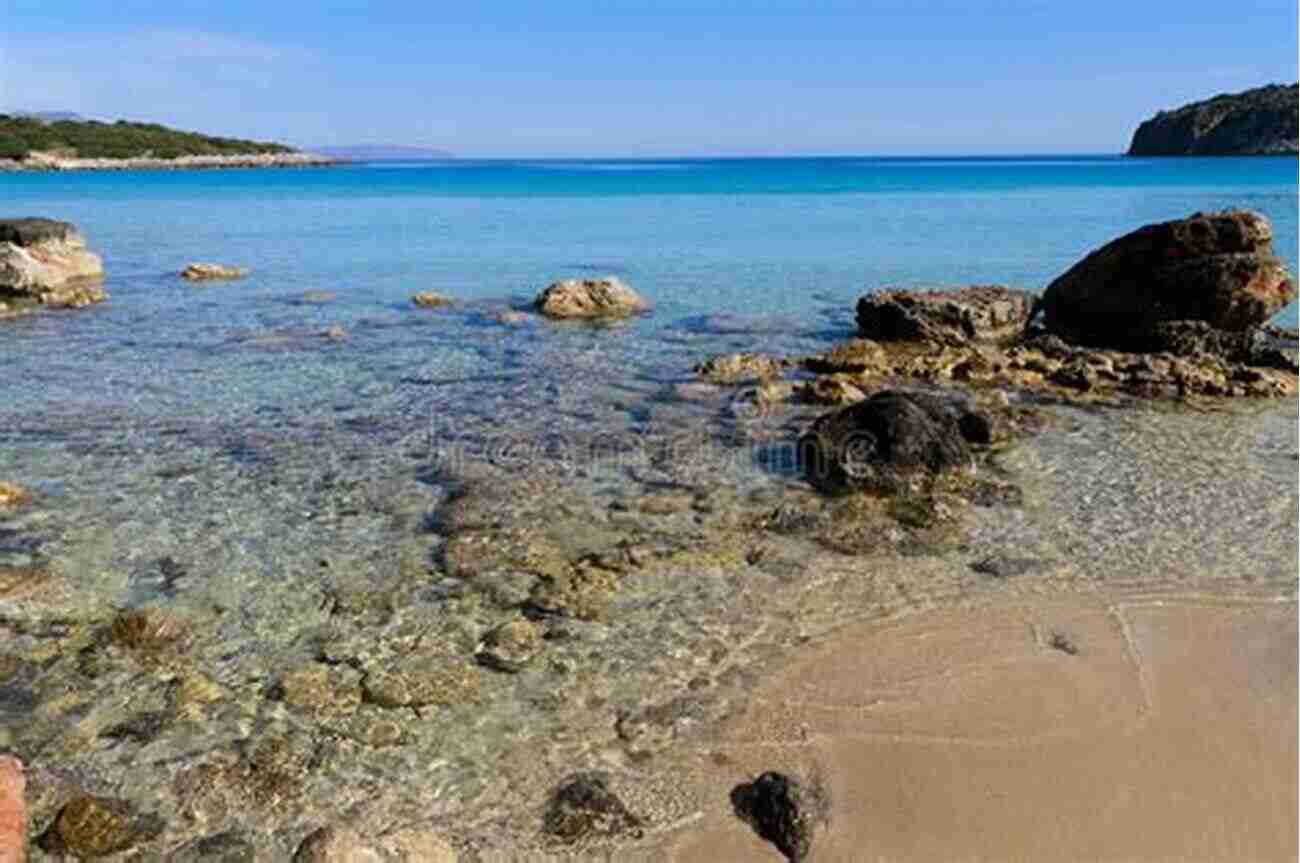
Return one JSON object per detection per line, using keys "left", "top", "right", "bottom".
{"left": 2, "top": 0, "right": 1296, "bottom": 156}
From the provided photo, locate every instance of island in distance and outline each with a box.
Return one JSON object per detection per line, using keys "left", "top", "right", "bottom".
{"left": 1128, "top": 83, "right": 1298, "bottom": 156}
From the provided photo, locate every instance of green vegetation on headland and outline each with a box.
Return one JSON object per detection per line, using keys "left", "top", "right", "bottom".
{"left": 0, "top": 115, "right": 295, "bottom": 161}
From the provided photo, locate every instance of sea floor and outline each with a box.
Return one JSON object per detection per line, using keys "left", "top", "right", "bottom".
{"left": 0, "top": 336, "right": 1296, "bottom": 859}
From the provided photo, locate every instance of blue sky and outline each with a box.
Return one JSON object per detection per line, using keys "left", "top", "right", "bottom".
{"left": 2, "top": 0, "right": 1296, "bottom": 156}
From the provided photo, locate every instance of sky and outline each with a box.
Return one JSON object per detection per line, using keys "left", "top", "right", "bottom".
{"left": 2, "top": 0, "right": 1297, "bottom": 157}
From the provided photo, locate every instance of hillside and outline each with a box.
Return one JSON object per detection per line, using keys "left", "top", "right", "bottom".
{"left": 0, "top": 115, "right": 296, "bottom": 161}
{"left": 1127, "top": 83, "right": 1299, "bottom": 156}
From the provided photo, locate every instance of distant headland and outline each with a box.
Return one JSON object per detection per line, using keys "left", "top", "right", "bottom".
{"left": 0, "top": 114, "right": 336, "bottom": 171}
{"left": 1128, "top": 83, "right": 1299, "bottom": 156}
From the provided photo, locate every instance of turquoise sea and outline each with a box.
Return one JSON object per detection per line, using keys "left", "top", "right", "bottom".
{"left": 2, "top": 156, "right": 1296, "bottom": 423}
{"left": 1, "top": 156, "right": 1297, "bottom": 854}
{"left": 0, "top": 155, "right": 1295, "bottom": 596}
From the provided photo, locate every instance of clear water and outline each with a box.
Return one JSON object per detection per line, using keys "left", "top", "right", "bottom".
{"left": 2, "top": 156, "right": 1295, "bottom": 424}
{"left": 1, "top": 156, "right": 1296, "bottom": 855}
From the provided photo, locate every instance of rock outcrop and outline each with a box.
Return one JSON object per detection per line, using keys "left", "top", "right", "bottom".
{"left": 799, "top": 390, "right": 987, "bottom": 493}
{"left": 534, "top": 277, "right": 648, "bottom": 319}
{"left": 1040, "top": 210, "right": 1295, "bottom": 349}
{"left": 1128, "top": 84, "right": 1299, "bottom": 156}
{"left": 856, "top": 285, "right": 1034, "bottom": 346}
{"left": 0, "top": 217, "right": 106, "bottom": 317}
{"left": 411, "top": 291, "right": 452, "bottom": 308}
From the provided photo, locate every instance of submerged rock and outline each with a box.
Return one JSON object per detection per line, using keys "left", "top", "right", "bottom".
{"left": 181, "top": 262, "right": 249, "bottom": 281}
{"left": 38, "top": 794, "right": 164, "bottom": 858}
{"left": 534, "top": 276, "right": 648, "bottom": 319}
{"left": 475, "top": 618, "right": 544, "bottom": 673}
{"left": 799, "top": 390, "right": 986, "bottom": 493}
{"left": 412, "top": 291, "right": 453, "bottom": 308}
{"left": 802, "top": 337, "right": 889, "bottom": 374}
{"left": 855, "top": 285, "right": 1034, "bottom": 346}
{"left": 0, "top": 481, "right": 31, "bottom": 510}
{"left": 1040, "top": 210, "right": 1295, "bottom": 349}
{"left": 694, "top": 351, "right": 786, "bottom": 384}
{"left": 0, "top": 217, "right": 106, "bottom": 317}
{"left": 167, "top": 830, "right": 256, "bottom": 862}
{"left": 730, "top": 771, "right": 827, "bottom": 862}
{"left": 293, "top": 826, "right": 381, "bottom": 863}
{"left": 542, "top": 773, "right": 643, "bottom": 844}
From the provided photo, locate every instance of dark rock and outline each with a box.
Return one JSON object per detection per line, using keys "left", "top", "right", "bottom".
{"left": 167, "top": 830, "right": 256, "bottom": 862}
{"left": 730, "top": 771, "right": 826, "bottom": 862}
{"left": 1128, "top": 83, "right": 1298, "bottom": 156}
{"left": 799, "top": 390, "right": 982, "bottom": 493}
{"left": 1040, "top": 210, "right": 1295, "bottom": 349}
{"left": 0, "top": 217, "right": 78, "bottom": 246}
{"left": 856, "top": 285, "right": 1035, "bottom": 346}
{"left": 1148, "top": 319, "right": 1299, "bottom": 371}
{"left": 38, "top": 794, "right": 164, "bottom": 858}
{"left": 542, "top": 772, "right": 643, "bottom": 844}
{"left": 971, "top": 555, "right": 1048, "bottom": 578}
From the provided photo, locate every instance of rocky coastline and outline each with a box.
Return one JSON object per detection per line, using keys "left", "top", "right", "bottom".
{"left": 1128, "top": 83, "right": 1299, "bottom": 156}
{"left": 0, "top": 209, "right": 1297, "bottom": 860}
{"left": 0, "top": 151, "right": 338, "bottom": 172}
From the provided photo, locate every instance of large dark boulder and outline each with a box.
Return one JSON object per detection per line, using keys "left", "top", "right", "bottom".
{"left": 799, "top": 390, "right": 985, "bottom": 493}
{"left": 1128, "top": 83, "right": 1298, "bottom": 156}
{"left": 1039, "top": 210, "right": 1295, "bottom": 350}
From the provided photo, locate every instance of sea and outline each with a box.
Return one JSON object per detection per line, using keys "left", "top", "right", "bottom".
{"left": 1, "top": 155, "right": 1297, "bottom": 854}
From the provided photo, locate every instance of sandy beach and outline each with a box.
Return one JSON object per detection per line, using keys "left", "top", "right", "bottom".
{"left": 654, "top": 595, "right": 1297, "bottom": 862}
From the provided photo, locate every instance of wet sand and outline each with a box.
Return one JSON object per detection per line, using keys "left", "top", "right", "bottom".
{"left": 659, "top": 596, "right": 1297, "bottom": 862}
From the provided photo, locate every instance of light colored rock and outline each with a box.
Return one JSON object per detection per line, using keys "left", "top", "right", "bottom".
{"left": 0, "top": 218, "right": 106, "bottom": 317}
{"left": 181, "top": 263, "right": 249, "bottom": 281}
{"left": 411, "top": 291, "right": 452, "bottom": 308}
{"left": 293, "top": 827, "right": 382, "bottom": 863}
{"left": 534, "top": 276, "right": 648, "bottom": 319}
{"left": 0, "top": 482, "right": 31, "bottom": 510}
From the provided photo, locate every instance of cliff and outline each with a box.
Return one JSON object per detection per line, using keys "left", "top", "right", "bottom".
{"left": 1127, "top": 84, "right": 1298, "bottom": 156}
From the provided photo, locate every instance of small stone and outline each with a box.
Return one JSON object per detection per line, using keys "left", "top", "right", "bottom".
{"left": 276, "top": 662, "right": 362, "bottom": 719}
{"left": 534, "top": 277, "right": 648, "bottom": 319}
{"left": 108, "top": 608, "right": 186, "bottom": 652}
{"left": 542, "top": 773, "right": 643, "bottom": 844}
{"left": 362, "top": 658, "right": 481, "bottom": 709}
{"left": 970, "top": 555, "right": 1048, "bottom": 578}
{"left": 181, "top": 263, "right": 249, "bottom": 281}
{"left": 38, "top": 795, "right": 164, "bottom": 858}
{"left": 292, "top": 826, "right": 381, "bottom": 863}
{"left": 322, "top": 324, "right": 347, "bottom": 340}
{"left": 167, "top": 830, "right": 256, "bottom": 862}
{"left": 802, "top": 338, "right": 888, "bottom": 374}
{"left": 476, "top": 618, "right": 544, "bottom": 673}
{"left": 694, "top": 352, "right": 785, "bottom": 384}
{"left": 730, "top": 772, "right": 827, "bottom": 863}
{"left": 412, "top": 291, "right": 452, "bottom": 308}
{"left": 0, "top": 482, "right": 31, "bottom": 510}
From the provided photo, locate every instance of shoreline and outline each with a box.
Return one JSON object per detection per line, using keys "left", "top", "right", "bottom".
{"left": 0, "top": 151, "right": 341, "bottom": 172}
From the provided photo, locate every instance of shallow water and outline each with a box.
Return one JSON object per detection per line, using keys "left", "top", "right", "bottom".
{"left": 1, "top": 156, "right": 1297, "bottom": 857}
